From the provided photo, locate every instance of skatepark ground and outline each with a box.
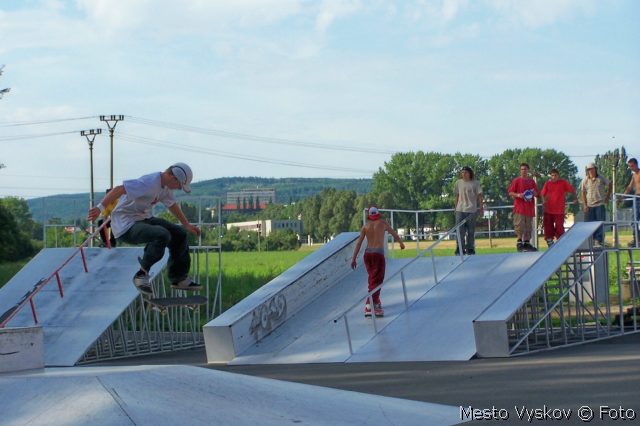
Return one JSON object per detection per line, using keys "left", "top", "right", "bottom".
{"left": 93, "top": 332, "right": 640, "bottom": 425}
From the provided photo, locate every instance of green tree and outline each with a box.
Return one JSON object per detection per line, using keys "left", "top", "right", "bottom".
{"left": 264, "top": 229, "right": 298, "bottom": 251}
{"left": 594, "top": 146, "right": 629, "bottom": 210}
{"left": 1, "top": 197, "right": 37, "bottom": 238}
{"left": 0, "top": 202, "right": 34, "bottom": 260}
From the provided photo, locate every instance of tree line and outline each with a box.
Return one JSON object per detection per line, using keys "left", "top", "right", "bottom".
{"left": 0, "top": 146, "right": 631, "bottom": 259}
{"left": 256, "top": 147, "right": 631, "bottom": 241}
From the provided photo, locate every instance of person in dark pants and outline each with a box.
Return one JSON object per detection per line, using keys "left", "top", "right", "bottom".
{"left": 454, "top": 166, "right": 484, "bottom": 255}
{"left": 580, "top": 162, "right": 612, "bottom": 248}
{"left": 87, "top": 163, "right": 201, "bottom": 295}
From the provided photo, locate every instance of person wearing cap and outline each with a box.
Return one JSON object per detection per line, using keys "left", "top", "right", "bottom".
{"left": 508, "top": 162, "right": 539, "bottom": 252}
{"left": 87, "top": 163, "right": 201, "bottom": 295}
{"left": 541, "top": 168, "right": 577, "bottom": 247}
{"left": 351, "top": 206, "right": 405, "bottom": 317}
{"left": 454, "top": 166, "right": 484, "bottom": 255}
{"left": 580, "top": 162, "right": 612, "bottom": 247}
{"left": 622, "top": 158, "right": 640, "bottom": 247}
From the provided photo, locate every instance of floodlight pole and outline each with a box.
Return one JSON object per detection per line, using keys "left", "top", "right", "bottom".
{"left": 99, "top": 115, "right": 124, "bottom": 189}
{"left": 81, "top": 129, "right": 102, "bottom": 246}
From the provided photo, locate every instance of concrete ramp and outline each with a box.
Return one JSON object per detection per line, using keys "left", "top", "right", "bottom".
{"left": 473, "top": 222, "right": 604, "bottom": 357}
{"left": 348, "top": 252, "right": 542, "bottom": 362}
{"left": 0, "top": 248, "right": 167, "bottom": 366}
{"left": 0, "top": 365, "right": 465, "bottom": 425}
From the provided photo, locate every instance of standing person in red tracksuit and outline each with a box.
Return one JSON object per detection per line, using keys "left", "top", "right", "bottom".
{"left": 541, "top": 168, "right": 577, "bottom": 247}
{"left": 351, "top": 206, "right": 405, "bottom": 317}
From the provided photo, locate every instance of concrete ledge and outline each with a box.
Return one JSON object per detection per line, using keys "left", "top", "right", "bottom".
{"left": 0, "top": 326, "right": 44, "bottom": 373}
{"left": 204, "top": 232, "right": 360, "bottom": 363}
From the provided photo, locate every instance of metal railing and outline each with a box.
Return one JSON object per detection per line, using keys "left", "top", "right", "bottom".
{"left": 79, "top": 245, "right": 220, "bottom": 363}
{"left": 333, "top": 217, "right": 469, "bottom": 355}
{"left": 0, "top": 219, "right": 112, "bottom": 328}
{"left": 363, "top": 204, "right": 543, "bottom": 255}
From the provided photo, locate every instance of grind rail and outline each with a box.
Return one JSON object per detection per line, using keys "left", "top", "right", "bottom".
{"left": 0, "top": 219, "right": 112, "bottom": 329}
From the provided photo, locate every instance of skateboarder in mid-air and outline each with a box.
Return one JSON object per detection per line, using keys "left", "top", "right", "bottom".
{"left": 87, "top": 163, "right": 201, "bottom": 295}
{"left": 351, "top": 206, "right": 405, "bottom": 317}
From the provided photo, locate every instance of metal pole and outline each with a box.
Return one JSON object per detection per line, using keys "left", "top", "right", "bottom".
{"left": 81, "top": 129, "right": 101, "bottom": 246}
{"left": 99, "top": 115, "right": 124, "bottom": 189}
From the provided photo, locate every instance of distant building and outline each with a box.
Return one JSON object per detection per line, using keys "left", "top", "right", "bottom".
{"left": 224, "top": 188, "right": 275, "bottom": 211}
{"left": 226, "top": 219, "right": 303, "bottom": 237}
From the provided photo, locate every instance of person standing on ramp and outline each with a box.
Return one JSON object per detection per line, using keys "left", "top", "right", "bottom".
{"left": 87, "top": 163, "right": 201, "bottom": 295}
{"left": 351, "top": 206, "right": 405, "bottom": 317}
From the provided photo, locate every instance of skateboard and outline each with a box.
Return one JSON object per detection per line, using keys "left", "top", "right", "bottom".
{"left": 144, "top": 295, "right": 207, "bottom": 314}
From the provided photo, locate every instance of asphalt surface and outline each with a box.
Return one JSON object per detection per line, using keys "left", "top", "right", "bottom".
{"left": 92, "top": 332, "right": 640, "bottom": 425}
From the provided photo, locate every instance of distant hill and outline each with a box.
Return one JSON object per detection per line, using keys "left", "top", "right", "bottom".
{"left": 27, "top": 177, "right": 373, "bottom": 222}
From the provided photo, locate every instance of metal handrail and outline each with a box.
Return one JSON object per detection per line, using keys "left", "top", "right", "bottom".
{"left": 333, "top": 217, "right": 469, "bottom": 354}
{"left": 0, "top": 219, "right": 112, "bottom": 328}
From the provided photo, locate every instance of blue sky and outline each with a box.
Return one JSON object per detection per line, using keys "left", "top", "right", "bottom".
{"left": 1, "top": 0, "right": 639, "bottom": 197}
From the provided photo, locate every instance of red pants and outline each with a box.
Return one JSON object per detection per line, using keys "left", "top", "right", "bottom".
{"left": 364, "top": 252, "right": 386, "bottom": 305}
{"left": 543, "top": 213, "right": 565, "bottom": 240}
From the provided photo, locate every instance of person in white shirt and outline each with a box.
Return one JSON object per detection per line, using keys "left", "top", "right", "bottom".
{"left": 88, "top": 162, "right": 201, "bottom": 295}
{"left": 454, "top": 166, "right": 484, "bottom": 255}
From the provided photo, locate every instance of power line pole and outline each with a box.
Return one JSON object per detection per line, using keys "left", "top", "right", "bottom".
{"left": 81, "top": 128, "right": 102, "bottom": 246}
{"left": 99, "top": 115, "right": 124, "bottom": 188}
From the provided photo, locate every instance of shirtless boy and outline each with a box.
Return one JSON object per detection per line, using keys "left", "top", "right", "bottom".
{"left": 351, "top": 206, "right": 405, "bottom": 317}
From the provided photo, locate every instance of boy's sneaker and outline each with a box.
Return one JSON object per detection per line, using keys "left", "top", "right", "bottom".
{"left": 546, "top": 239, "right": 554, "bottom": 247}
{"left": 171, "top": 278, "right": 203, "bottom": 291}
{"left": 517, "top": 241, "right": 524, "bottom": 252}
{"left": 522, "top": 242, "right": 538, "bottom": 252}
{"left": 364, "top": 304, "right": 372, "bottom": 317}
{"left": 466, "top": 248, "right": 476, "bottom": 255}
{"left": 374, "top": 303, "right": 384, "bottom": 317}
{"left": 133, "top": 269, "right": 153, "bottom": 295}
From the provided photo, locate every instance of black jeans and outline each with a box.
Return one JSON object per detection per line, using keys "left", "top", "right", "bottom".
{"left": 118, "top": 217, "right": 190, "bottom": 283}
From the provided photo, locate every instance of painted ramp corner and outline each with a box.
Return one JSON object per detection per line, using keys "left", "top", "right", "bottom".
{"left": 203, "top": 232, "right": 361, "bottom": 363}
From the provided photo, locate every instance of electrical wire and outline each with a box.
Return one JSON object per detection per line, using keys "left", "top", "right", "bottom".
{"left": 118, "top": 132, "right": 375, "bottom": 175}
{"left": 0, "top": 130, "right": 81, "bottom": 141}
{"left": 0, "top": 116, "right": 99, "bottom": 127}
{"left": 125, "top": 115, "right": 398, "bottom": 155}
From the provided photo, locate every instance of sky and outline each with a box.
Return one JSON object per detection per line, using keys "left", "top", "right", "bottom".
{"left": 0, "top": 0, "right": 639, "bottom": 198}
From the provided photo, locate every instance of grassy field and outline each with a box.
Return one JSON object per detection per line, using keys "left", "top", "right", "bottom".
{"left": 0, "top": 260, "right": 29, "bottom": 288}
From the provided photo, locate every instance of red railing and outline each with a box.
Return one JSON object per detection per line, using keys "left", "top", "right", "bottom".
{"left": 0, "top": 219, "right": 112, "bottom": 328}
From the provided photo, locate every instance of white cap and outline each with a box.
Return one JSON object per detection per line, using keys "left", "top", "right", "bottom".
{"left": 170, "top": 162, "right": 193, "bottom": 193}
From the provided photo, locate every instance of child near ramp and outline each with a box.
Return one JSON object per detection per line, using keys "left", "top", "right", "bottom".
{"left": 351, "top": 206, "right": 405, "bottom": 317}
{"left": 87, "top": 163, "right": 201, "bottom": 295}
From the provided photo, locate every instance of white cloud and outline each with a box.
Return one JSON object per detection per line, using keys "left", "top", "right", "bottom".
{"left": 315, "top": 0, "right": 363, "bottom": 34}
{"left": 487, "top": 0, "right": 596, "bottom": 28}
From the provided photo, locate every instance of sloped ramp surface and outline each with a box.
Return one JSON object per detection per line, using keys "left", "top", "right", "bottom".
{"left": 0, "top": 248, "right": 167, "bottom": 366}
{"left": 231, "top": 253, "right": 541, "bottom": 364}
{"left": 348, "top": 253, "right": 541, "bottom": 362}
{"left": 0, "top": 365, "right": 465, "bottom": 425}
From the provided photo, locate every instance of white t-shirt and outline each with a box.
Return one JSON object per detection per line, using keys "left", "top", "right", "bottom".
{"left": 110, "top": 172, "right": 177, "bottom": 238}
{"left": 454, "top": 179, "right": 483, "bottom": 213}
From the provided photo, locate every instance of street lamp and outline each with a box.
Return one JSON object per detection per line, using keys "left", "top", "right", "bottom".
{"left": 99, "top": 115, "right": 124, "bottom": 188}
{"left": 81, "top": 129, "right": 102, "bottom": 245}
